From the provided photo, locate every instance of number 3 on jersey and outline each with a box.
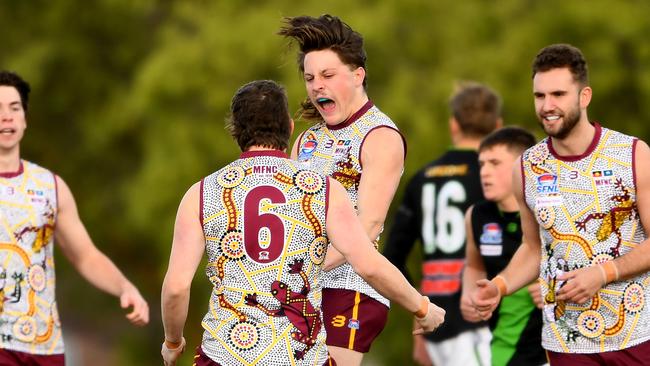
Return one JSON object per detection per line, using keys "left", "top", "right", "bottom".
{"left": 421, "top": 181, "right": 466, "bottom": 254}
{"left": 243, "top": 186, "right": 287, "bottom": 263}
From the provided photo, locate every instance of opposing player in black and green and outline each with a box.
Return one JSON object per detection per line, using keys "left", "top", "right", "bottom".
{"left": 385, "top": 83, "right": 501, "bottom": 366}
{"left": 461, "top": 127, "right": 547, "bottom": 366}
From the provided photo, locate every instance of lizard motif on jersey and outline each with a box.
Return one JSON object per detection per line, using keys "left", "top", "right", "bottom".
{"left": 331, "top": 155, "right": 361, "bottom": 190}
{"left": 245, "top": 258, "right": 322, "bottom": 360}
{"left": 575, "top": 178, "right": 636, "bottom": 256}
{"left": 14, "top": 202, "right": 55, "bottom": 253}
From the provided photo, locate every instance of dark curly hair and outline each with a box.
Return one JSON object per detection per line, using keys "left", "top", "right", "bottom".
{"left": 532, "top": 44, "right": 588, "bottom": 87}
{"left": 0, "top": 71, "right": 31, "bottom": 112}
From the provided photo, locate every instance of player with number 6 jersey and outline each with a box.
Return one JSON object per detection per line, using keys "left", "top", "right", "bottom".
{"left": 384, "top": 83, "right": 501, "bottom": 366}
{"left": 160, "top": 80, "right": 446, "bottom": 366}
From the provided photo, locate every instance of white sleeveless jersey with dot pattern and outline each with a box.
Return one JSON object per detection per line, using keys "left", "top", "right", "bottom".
{"left": 522, "top": 124, "right": 650, "bottom": 353}
{"left": 0, "top": 160, "right": 62, "bottom": 355}
{"left": 200, "top": 151, "right": 330, "bottom": 365}
{"left": 296, "top": 103, "right": 402, "bottom": 307}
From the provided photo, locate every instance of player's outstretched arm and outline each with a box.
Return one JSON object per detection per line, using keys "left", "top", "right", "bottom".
{"left": 325, "top": 178, "right": 444, "bottom": 333}
{"left": 54, "top": 176, "right": 149, "bottom": 326}
{"left": 461, "top": 206, "right": 486, "bottom": 323}
{"left": 161, "top": 182, "right": 205, "bottom": 365}
{"left": 558, "top": 140, "right": 650, "bottom": 303}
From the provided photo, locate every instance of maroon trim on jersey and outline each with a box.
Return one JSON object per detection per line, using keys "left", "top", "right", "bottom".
{"left": 240, "top": 150, "right": 288, "bottom": 159}
{"left": 547, "top": 122, "right": 602, "bottom": 162}
{"left": 358, "top": 126, "right": 407, "bottom": 170}
{"left": 0, "top": 160, "right": 24, "bottom": 178}
{"left": 199, "top": 178, "right": 205, "bottom": 227}
{"left": 53, "top": 172, "right": 59, "bottom": 219}
{"left": 520, "top": 157, "right": 527, "bottom": 203}
{"left": 327, "top": 100, "right": 374, "bottom": 131}
{"left": 632, "top": 138, "right": 639, "bottom": 188}
{"left": 325, "top": 177, "right": 330, "bottom": 223}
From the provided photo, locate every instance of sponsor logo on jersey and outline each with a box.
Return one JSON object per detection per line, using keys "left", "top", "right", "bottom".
{"left": 592, "top": 170, "right": 614, "bottom": 186}
{"left": 348, "top": 319, "right": 360, "bottom": 330}
{"left": 480, "top": 244, "right": 503, "bottom": 256}
{"left": 537, "top": 174, "right": 558, "bottom": 194}
{"left": 480, "top": 223, "right": 502, "bottom": 244}
{"left": 334, "top": 139, "right": 352, "bottom": 157}
{"left": 535, "top": 194, "right": 563, "bottom": 207}
{"left": 298, "top": 140, "right": 317, "bottom": 161}
{"left": 27, "top": 189, "right": 44, "bottom": 196}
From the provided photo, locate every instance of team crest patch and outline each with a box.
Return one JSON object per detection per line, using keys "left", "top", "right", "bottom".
{"left": 348, "top": 318, "right": 360, "bottom": 330}
{"left": 536, "top": 174, "right": 558, "bottom": 194}
{"left": 298, "top": 139, "right": 318, "bottom": 162}
{"left": 479, "top": 223, "right": 503, "bottom": 256}
{"left": 480, "top": 223, "right": 502, "bottom": 244}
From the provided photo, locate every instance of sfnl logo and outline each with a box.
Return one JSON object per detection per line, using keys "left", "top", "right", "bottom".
{"left": 537, "top": 174, "right": 558, "bottom": 194}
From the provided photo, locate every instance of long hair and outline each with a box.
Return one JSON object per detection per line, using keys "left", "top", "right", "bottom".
{"left": 278, "top": 14, "right": 366, "bottom": 122}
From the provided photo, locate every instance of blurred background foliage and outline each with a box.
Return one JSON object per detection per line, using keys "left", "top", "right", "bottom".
{"left": 1, "top": 0, "right": 649, "bottom": 364}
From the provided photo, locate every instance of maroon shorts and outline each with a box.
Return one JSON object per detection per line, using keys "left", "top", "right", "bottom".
{"left": 547, "top": 339, "right": 650, "bottom": 366}
{"left": 321, "top": 288, "right": 389, "bottom": 353}
{"left": 0, "top": 349, "right": 64, "bottom": 366}
{"left": 193, "top": 346, "right": 336, "bottom": 366}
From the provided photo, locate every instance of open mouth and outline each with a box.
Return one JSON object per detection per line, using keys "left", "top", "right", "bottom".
{"left": 316, "top": 97, "right": 335, "bottom": 111}
{"left": 542, "top": 114, "right": 561, "bottom": 123}
{"left": 0, "top": 128, "right": 15, "bottom": 135}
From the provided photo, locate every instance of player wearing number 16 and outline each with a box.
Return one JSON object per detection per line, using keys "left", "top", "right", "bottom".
{"left": 160, "top": 80, "right": 445, "bottom": 366}
{"left": 384, "top": 82, "right": 501, "bottom": 366}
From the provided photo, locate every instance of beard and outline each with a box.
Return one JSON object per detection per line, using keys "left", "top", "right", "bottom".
{"left": 537, "top": 102, "right": 581, "bottom": 140}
